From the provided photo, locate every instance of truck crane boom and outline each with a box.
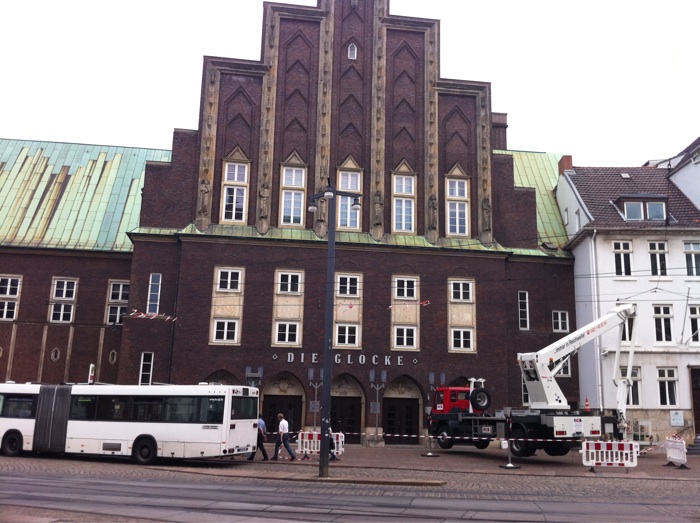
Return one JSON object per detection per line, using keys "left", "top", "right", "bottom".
{"left": 518, "top": 303, "right": 636, "bottom": 412}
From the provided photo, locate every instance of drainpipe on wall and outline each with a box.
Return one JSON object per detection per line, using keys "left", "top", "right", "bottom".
{"left": 591, "top": 229, "right": 605, "bottom": 411}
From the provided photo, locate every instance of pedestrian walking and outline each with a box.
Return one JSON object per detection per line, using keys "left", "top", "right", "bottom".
{"left": 247, "top": 415, "right": 269, "bottom": 461}
{"left": 271, "top": 412, "right": 296, "bottom": 461}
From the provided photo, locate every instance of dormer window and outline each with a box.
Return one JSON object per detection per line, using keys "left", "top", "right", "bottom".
{"left": 620, "top": 195, "right": 667, "bottom": 221}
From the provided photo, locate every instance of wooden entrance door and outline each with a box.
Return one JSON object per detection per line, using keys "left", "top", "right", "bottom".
{"left": 263, "top": 395, "right": 303, "bottom": 436}
{"left": 331, "top": 396, "right": 362, "bottom": 444}
{"left": 382, "top": 397, "right": 419, "bottom": 445}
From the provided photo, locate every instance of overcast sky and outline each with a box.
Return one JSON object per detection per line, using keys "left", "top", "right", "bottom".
{"left": 2, "top": 0, "right": 697, "bottom": 166}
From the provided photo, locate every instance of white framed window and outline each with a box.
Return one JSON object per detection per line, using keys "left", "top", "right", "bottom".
{"left": 217, "top": 269, "right": 241, "bottom": 292}
{"left": 337, "top": 275, "right": 359, "bottom": 297}
{"left": 392, "top": 175, "right": 415, "bottom": 233}
{"left": 106, "top": 280, "right": 129, "bottom": 325}
{"left": 347, "top": 42, "right": 357, "bottom": 60}
{"left": 50, "top": 278, "right": 77, "bottom": 323}
{"left": 146, "top": 273, "right": 162, "bottom": 314}
{"left": 623, "top": 367, "right": 641, "bottom": 407}
{"left": 394, "top": 326, "right": 416, "bottom": 349}
{"left": 446, "top": 178, "right": 469, "bottom": 236}
{"left": 621, "top": 316, "right": 635, "bottom": 343}
{"left": 518, "top": 291, "right": 529, "bottom": 330}
{"left": 0, "top": 276, "right": 20, "bottom": 321}
{"left": 624, "top": 202, "right": 643, "bottom": 221}
{"left": 275, "top": 322, "right": 299, "bottom": 344}
{"left": 648, "top": 241, "right": 667, "bottom": 276}
{"left": 394, "top": 277, "right": 417, "bottom": 299}
{"left": 685, "top": 242, "right": 700, "bottom": 276}
{"left": 222, "top": 162, "right": 248, "bottom": 223}
{"left": 336, "top": 324, "right": 359, "bottom": 347}
{"left": 552, "top": 311, "right": 569, "bottom": 333}
{"left": 338, "top": 171, "right": 361, "bottom": 229}
{"left": 653, "top": 305, "right": 673, "bottom": 343}
{"left": 213, "top": 319, "right": 239, "bottom": 343}
{"left": 613, "top": 241, "right": 632, "bottom": 276}
{"left": 451, "top": 328, "right": 473, "bottom": 351}
{"left": 690, "top": 305, "right": 700, "bottom": 344}
{"left": 278, "top": 272, "right": 302, "bottom": 294}
{"left": 658, "top": 367, "right": 677, "bottom": 406}
{"left": 139, "top": 352, "right": 154, "bottom": 385}
{"left": 647, "top": 202, "right": 665, "bottom": 221}
{"left": 555, "top": 359, "right": 571, "bottom": 377}
{"left": 280, "top": 166, "right": 305, "bottom": 226}
{"left": 450, "top": 280, "right": 473, "bottom": 302}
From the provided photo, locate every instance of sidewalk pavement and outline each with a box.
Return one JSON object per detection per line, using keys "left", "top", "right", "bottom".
{"left": 167, "top": 441, "right": 699, "bottom": 486}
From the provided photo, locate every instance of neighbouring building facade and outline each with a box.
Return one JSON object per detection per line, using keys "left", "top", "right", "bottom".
{"left": 556, "top": 163, "right": 700, "bottom": 442}
{"left": 1, "top": 0, "right": 581, "bottom": 444}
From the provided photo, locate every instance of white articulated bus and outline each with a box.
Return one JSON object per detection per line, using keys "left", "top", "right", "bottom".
{"left": 0, "top": 382, "right": 259, "bottom": 465}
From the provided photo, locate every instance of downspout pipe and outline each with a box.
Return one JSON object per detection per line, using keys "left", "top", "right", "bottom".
{"left": 591, "top": 229, "right": 605, "bottom": 411}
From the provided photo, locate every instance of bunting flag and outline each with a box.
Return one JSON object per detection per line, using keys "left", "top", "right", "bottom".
{"left": 387, "top": 300, "right": 430, "bottom": 309}
{"left": 338, "top": 303, "right": 354, "bottom": 314}
{"left": 128, "top": 309, "right": 180, "bottom": 322}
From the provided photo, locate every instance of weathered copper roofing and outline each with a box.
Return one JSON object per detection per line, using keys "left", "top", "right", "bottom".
{"left": 0, "top": 139, "right": 171, "bottom": 252}
{"left": 495, "top": 149, "right": 570, "bottom": 254}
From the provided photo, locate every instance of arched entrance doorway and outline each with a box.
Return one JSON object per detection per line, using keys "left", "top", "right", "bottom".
{"left": 261, "top": 372, "right": 304, "bottom": 436}
{"left": 382, "top": 376, "right": 423, "bottom": 445}
{"left": 202, "top": 369, "right": 240, "bottom": 384}
{"left": 330, "top": 373, "right": 364, "bottom": 444}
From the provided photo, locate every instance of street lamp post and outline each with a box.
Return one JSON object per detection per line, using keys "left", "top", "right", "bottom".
{"left": 308, "top": 367, "right": 323, "bottom": 431}
{"left": 369, "top": 369, "right": 386, "bottom": 435}
{"left": 308, "top": 185, "right": 361, "bottom": 478}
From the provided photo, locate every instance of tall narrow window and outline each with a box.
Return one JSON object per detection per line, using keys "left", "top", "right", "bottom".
{"left": 653, "top": 305, "right": 673, "bottom": 343}
{"left": 0, "top": 276, "right": 20, "bottom": 321}
{"left": 280, "top": 166, "right": 305, "bottom": 226}
{"left": 51, "top": 278, "right": 77, "bottom": 323}
{"left": 139, "top": 352, "right": 154, "bottom": 385}
{"left": 685, "top": 242, "right": 700, "bottom": 276}
{"left": 621, "top": 316, "right": 635, "bottom": 343}
{"left": 222, "top": 162, "right": 248, "bottom": 222}
{"left": 446, "top": 179, "right": 468, "bottom": 235}
{"left": 690, "top": 305, "right": 700, "bottom": 343}
{"left": 338, "top": 171, "right": 361, "bottom": 229}
{"left": 623, "top": 367, "right": 641, "bottom": 406}
{"left": 648, "top": 241, "right": 667, "bottom": 276}
{"left": 552, "top": 311, "right": 569, "bottom": 332}
{"left": 613, "top": 241, "right": 632, "bottom": 276}
{"left": 106, "top": 281, "right": 130, "bottom": 325}
{"left": 658, "top": 367, "right": 677, "bottom": 406}
{"left": 147, "top": 273, "right": 162, "bottom": 314}
{"left": 347, "top": 42, "right": 357, "bottom": 60}
{"left": 393, "top": 175, "right": 414, "bottom": 232}
{"left": 518, "top": 291, "right": 529, "bottom": 330}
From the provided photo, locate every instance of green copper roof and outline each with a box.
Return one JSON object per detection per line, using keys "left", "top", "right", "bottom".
{"left": 495, "top": 149, "right": 568, "bottom": 253}
{"left": 0, "top": 139, "right": 171, "bottom": 252}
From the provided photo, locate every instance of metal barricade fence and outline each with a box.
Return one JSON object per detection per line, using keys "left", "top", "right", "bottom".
{"left": 297, "top": 431, "right": 345, "bottom": 457}
{"left": 664, "top": 438, "right": 687, "bottom": 468}
{"left": 580, "top": 441, "right": 639, "bottom": 470}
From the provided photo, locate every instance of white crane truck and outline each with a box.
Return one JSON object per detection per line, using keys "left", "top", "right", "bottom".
{"left": 428, "top": 303, "right": 637, "bottom": 457}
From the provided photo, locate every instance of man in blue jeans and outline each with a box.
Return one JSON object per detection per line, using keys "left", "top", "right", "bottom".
{"left": 272, "top": 412, "right": 296, "bottom": 461}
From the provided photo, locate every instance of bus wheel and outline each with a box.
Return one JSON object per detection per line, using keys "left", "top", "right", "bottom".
{"left": 1, "top": 431, "right": 22, "bottom": 457}
{"left": 133, "top": 438, "right": 157, "bottom": 465}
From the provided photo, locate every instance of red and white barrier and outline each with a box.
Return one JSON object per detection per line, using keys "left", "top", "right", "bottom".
{"left": 297, "top": 431, "right": 344, "bottom": 457}
{"left": 580, "top": 441, "right": 639, "bottom": 469}
{"left": 664, "top": 438, "right": 688, "bottom": 468}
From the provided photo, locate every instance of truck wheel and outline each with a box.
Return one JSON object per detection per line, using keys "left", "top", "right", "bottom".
{"left": 133, "top": 437, "right": 157, "bottom": 465}
{"left": 544, "top": 442, "right": 570, "bottom": 456}
{"left": 436, "top": 427, "right": 454, "bottom": 449}
{"left": 473, "top": 439, "right": 490, "bottom": 450}
{"left": 509, "top": 429, "right": 535, "bottom": 457}
{"left": 1, "top": 431, "right": 22, "bottom": 457}
{"left": 469, "top": 388, "right": 491, "bottom": 411}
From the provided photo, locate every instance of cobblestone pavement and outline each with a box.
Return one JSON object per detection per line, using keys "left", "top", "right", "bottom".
{"left": 0, "top": 443, "right": 698, "bottom": 522}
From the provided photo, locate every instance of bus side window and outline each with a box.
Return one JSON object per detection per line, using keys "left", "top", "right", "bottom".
{"left": 96, "top": 396, "right": 129, "bottom": 421}
{"left": 0, "top": 395, "right": 36, "bottom": 418}
{"left": 70, "top": 396, "right": 97, "bottom": 420}
{"left": 203, "top": 397, "right": 224, "bottom": 424}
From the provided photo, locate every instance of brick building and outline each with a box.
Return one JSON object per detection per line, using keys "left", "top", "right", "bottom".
{"left": 120, "top": 0, "right": 577, "bottom": 443}
{"left": 0, "top": 0, "right": 578, "bottom": 444}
